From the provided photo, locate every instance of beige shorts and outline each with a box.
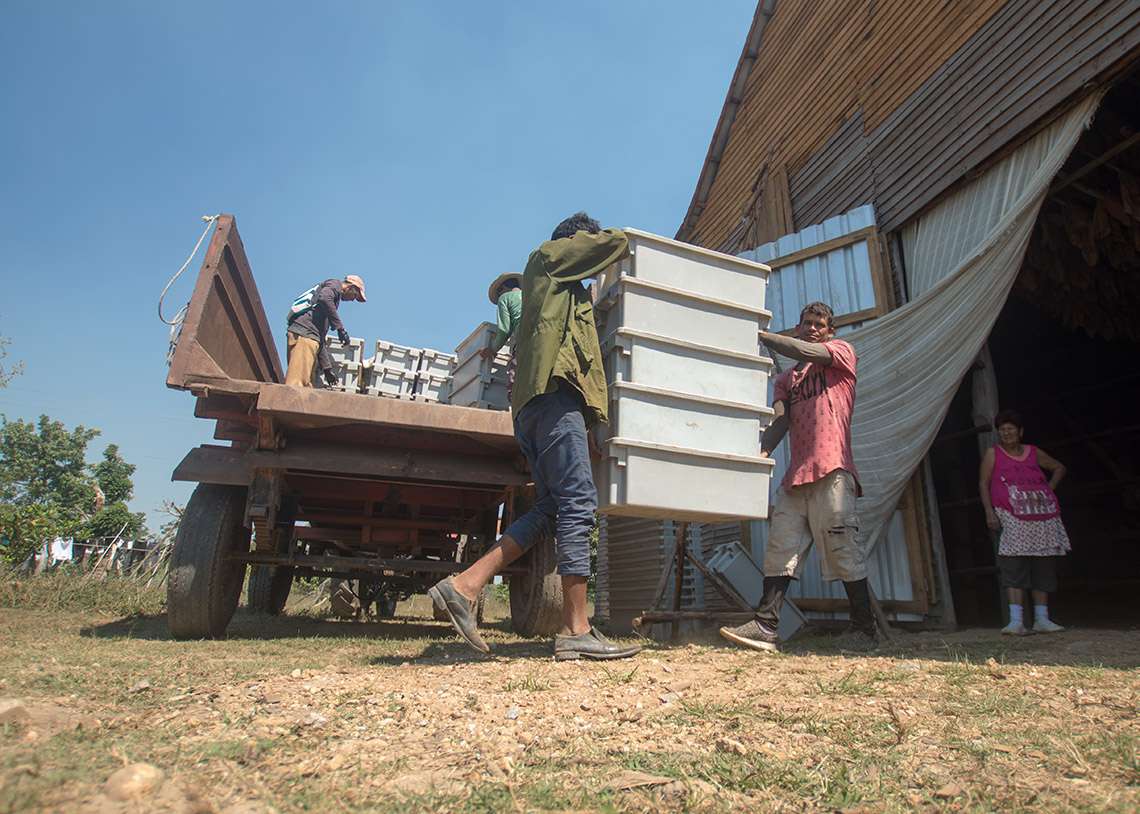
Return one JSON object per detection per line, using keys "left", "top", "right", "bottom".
{"left": 763, "top": 469, "right": 865, "bottom": 583}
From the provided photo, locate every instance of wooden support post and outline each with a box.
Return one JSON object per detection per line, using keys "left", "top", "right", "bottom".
{"left": 867, "top": 583, "right": 894, "bottom": 642}
{"left": 671, "top": 521, "right": 688, "bottom": 640}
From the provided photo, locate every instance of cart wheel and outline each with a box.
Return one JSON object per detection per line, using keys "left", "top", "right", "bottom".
{"left": 377, "top": 594, "right": 398, "bottom": 618}
{"left": 508, "top": 491, "right": 562, "bottom": 636}
{"left": 247, "top": 565, "right": 293, "bottom": 615}
{"left": 167, "top": 484, "right": 251, "bottom": 639}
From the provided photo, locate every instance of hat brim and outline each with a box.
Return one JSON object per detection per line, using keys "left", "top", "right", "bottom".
{"left": 488, "top": 273, "right": 523, "bottom": 304}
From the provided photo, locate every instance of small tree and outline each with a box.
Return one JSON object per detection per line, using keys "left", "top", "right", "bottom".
{"left": 92, "top": 444, "right": 135, "bottom": 505}
{"left": 83, "top": 501, "right": 147, "bottom": 541}
{"left": 158, "top": 500, "right": 184, "bottom": 542}
{"left": 0, "top": 332, "right": 22, "bottom": 390}
{"left": 0, "top": 416, "right": 100, "bottom": 510}
{"left": 0, "top": 503, "right": 65, "bottom": 566}
{"left": 0, "top": 416, "right": 149, "bottom": 564}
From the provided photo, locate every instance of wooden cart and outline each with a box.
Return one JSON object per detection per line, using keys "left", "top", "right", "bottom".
{"left": 164, "top": 215, "right": 561, "bottom": 639}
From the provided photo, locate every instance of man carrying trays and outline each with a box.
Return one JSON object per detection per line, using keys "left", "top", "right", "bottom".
{"left": 720, "top": 301, "right": 878, "bottom": 653}
{"left": 484, "top": 272, "right": 523, "bottom": 356}
{"left": 284, "top": 275, "right": 367, "bottom": 387}
{"left": 481, "top": 272, "right": 523, "bottom": 398}
{"left": 430, "top": 212, "right": 640, "bottom": 662}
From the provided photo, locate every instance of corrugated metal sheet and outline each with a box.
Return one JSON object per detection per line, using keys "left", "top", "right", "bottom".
{"left": 749, "top": 205, "right": 878, "bottom": 332}
{"left": 596, "top": 516, "right": 699, "bottom": 633}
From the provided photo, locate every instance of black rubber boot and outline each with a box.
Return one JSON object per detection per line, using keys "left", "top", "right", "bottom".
{"left": 755, "top": 575, "right": 792, "bottom": 630}
{"left": 843, "top": 578, "right": 876, "bottom": 635}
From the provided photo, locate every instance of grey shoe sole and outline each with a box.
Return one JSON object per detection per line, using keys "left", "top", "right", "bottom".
{"left": 428, "top": 583, "right": 489, "bottom": 654}
{"left": 553, "top": 647, "right": 640, "bottom": 662}
{"left": 719, "top": 626, "right": 779, "bottom": 653}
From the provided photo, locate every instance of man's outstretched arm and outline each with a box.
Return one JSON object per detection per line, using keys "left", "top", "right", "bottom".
{"left": 760, "top": 330, "right": 833, "bottom": 365}
{"left": 761, "top": 400, "right": 788, "bottom": 457}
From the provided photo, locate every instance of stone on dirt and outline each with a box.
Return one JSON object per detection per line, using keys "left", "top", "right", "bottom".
{"left": 104, "top": 763, "right": 165, "bottom": 801}
{"left": 0, "top": 698, "right": 31, "bottom": 725}
{"left": 383, "top": 770, "right": 465, "bottom": 796}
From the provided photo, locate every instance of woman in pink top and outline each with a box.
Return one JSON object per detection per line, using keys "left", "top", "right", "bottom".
{"left": 979, "top": 410, "right": 1070, "bottom": 636}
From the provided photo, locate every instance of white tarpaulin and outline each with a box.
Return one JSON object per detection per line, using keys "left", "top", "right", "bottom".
{"left": 849, "top": 92, "right": 1103, "bottom": 551}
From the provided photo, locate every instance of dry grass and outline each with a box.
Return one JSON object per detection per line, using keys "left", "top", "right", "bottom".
{"left": 0, "top": 569, "right": 168, "bottom": 617}
{"left": 0, "top": 579, "right": 1136, "bottom": 813}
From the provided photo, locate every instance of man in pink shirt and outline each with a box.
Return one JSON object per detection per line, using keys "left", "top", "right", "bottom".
{"left": 720, "top": 301, "right": 876, "bottom": 653}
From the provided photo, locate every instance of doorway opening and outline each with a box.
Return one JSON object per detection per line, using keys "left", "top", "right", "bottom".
{"left": 931, "top": 69, "right": 1140, "bottom": 628}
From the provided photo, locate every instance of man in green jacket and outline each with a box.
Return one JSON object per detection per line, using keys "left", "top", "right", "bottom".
{"left": 430, "top": 212, "right": 640, "bottom": 661}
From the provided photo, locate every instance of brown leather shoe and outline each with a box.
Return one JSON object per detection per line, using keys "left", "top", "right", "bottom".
{"left": 428, "top": 578, "right": 489, "bottom": 654}
{"left": 554, "top": 627, "right": 641, "bottom": 661}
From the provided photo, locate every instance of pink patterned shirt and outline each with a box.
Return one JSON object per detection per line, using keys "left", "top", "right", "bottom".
{"left": 773, "top": 339, "right": 861, "bottom": 494}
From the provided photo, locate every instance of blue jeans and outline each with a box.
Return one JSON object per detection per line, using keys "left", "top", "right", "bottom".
{"left": 503, "top": 384, "right": 597, "bottom": 577}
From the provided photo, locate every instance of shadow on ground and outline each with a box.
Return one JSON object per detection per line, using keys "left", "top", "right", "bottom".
{"left": 78, "top": 611, "right": 1139, "bottom": 669}
{"left": 80, "top": 611, "right": 470, "bottom": 642}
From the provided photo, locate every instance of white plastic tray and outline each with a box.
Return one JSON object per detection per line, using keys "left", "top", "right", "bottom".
{"left": 605, "top": 382, "right": 770, "bottom": 458}
{"left": 597, "top": 228, "right": 769, "bottom": 311}
{"left": 602, "top": 328, "right": 772, "bottom": 406}
{"left": 596, "top": 277, "right": 769, "bottom": 356}
{"left": 595, "top": 438, "right": 774, "bottom": 521}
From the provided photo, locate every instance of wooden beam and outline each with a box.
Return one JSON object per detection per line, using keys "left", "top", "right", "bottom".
{"left": 294, "top": 512, "right": 477, "bottom": 532}
{"left": 765, "top": 226, "right": 877, "bottom": 270}
{"left": 230, "top": 551, "right": 528, "bottom": 576}
{"left": 793, "top": 597, "right": 927, "bottom": 614}
{"left": 171, "top": 441, "right": 528, "bottom": 487}
{"left": 1049, "top": 131, "right": 1140, "bottom": 195}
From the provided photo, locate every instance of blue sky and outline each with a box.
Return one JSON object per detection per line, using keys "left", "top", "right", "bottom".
{"left": 0, "top": 0, "right": 755, "bottom": 531}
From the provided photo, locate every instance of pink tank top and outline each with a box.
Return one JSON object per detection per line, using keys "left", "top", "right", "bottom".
{"left": 990, "top": 444, "right": 1060, "bottom": 521}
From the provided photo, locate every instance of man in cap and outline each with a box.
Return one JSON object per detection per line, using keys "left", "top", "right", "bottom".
{"left": 480, "top": 272, "right": 523, "bottom": 398}
{"left": 284, "top": 275, "right": 367, "bottom": 387}
{"left": 483, "top": 272, "right": 523, "bottom": 358}
{"left": 430, "top": 212, "right": 640, "bottom": 662}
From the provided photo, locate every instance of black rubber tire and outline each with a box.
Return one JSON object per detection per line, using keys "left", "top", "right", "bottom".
{"left": 377, "top": 594, "right": 398, "bottom": 618}
{"left": 167, "top": 484, "right": 251, "bottom": 640}
{"left": 246, "top": 565, "right": 293, "bottom": 615}
{"left": 509, "top": 532, "right": 562, "bottom": 637}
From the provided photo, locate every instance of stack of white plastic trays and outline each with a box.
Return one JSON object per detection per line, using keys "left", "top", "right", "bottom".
{"left": 318, "top": 337, "right": 366, "bottom": 392}
{"left": 592, "top": 228, "right": 775, "bottom": 521}
{"left": 449, "top": 322, "right": 511, "bottom": 410}
{"left": 414, "top": 348, "right": 456, "bottom": 403}
{"left": 362, "top": 340, "right": 421, "bottom": 398}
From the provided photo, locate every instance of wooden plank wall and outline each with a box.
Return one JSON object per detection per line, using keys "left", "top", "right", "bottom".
{"left": 869, "top": 0, "right": 1140, "bottom": 230}
{"left": 683, "top": 0, "right": 1140, "bottom": 248}
{"left": 788, "top": 111, "right": 872, "bottom": 230}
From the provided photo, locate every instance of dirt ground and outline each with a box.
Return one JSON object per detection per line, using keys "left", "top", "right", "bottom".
{"left": 0, "top": 594, "right": 1136, "bottom": 813}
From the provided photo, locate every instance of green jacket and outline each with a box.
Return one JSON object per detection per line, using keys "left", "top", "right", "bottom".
{"left": 511, "top": 229, "right": 629, "bottom": 424}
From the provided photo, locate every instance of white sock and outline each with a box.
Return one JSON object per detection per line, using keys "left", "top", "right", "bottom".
{"left": 1009, "top": 604, "right": 1023, "bottom": 625}
{"left": 1034, "top": 604, "right": 1050, "bottom": 623}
